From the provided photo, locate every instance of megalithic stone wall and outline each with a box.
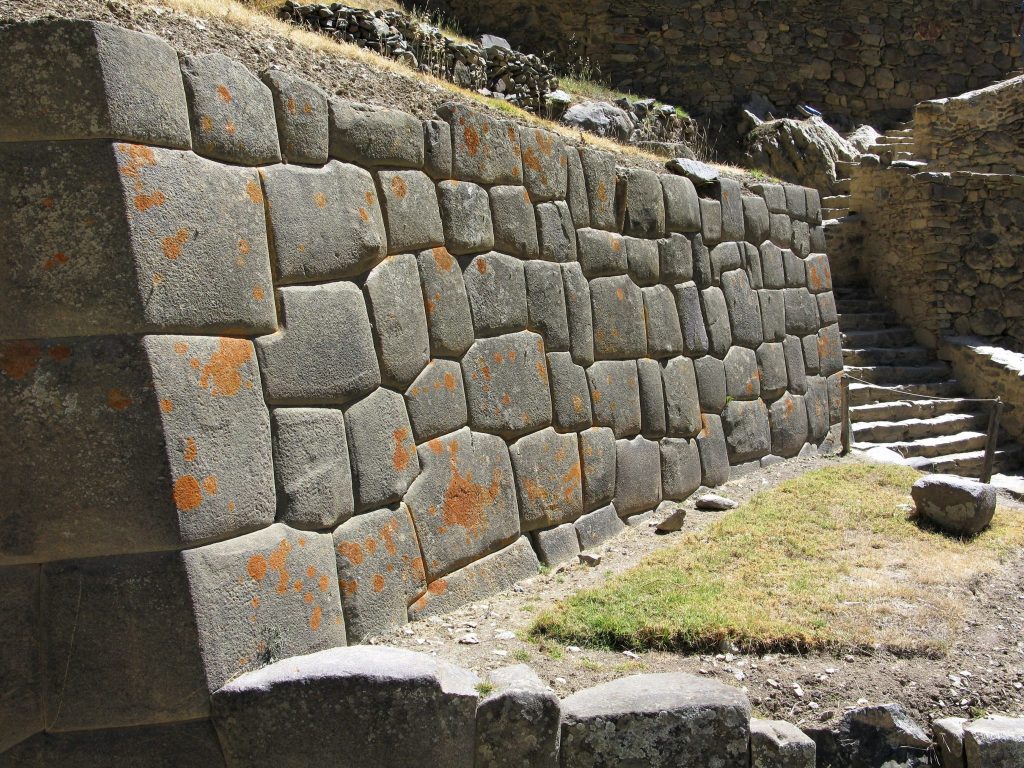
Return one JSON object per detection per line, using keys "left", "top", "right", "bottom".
{"left": 0, "top": 18, "right": 840, "bottom": 759}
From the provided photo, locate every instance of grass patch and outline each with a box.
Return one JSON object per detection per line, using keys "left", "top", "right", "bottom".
{"left": 532, "top": 463, "right": 1024, "bottom": 657}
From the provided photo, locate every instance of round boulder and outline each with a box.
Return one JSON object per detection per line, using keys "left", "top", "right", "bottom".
{"left": 911, "top": 474, "right": 996, "bottom": 536}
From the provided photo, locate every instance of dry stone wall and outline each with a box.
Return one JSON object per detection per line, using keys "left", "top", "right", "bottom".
{"left": 0, "top": 18, "right": 839, "bottom": 760}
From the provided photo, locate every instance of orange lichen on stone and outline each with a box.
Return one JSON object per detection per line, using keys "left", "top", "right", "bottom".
{"left": 476, "top": 257, "right": 488, "bottom": 274}
{"left": 48, "top": 345, "right": 71, "bottom": 362}
{"left": 200, "top": 116, "right": 214, "bottom": 133}
{"left": 523, "top": 146, "right": 541, "bottom": 173}
{"left": 247, "top": 554, "right": 268, "bottom": 581}
{"left": 572, "top": 394, "right": 584, "bottom": 413}
{"left": 173, "top": 475, "right": 203, "bottom": 511}
{"left": 392, "top": 427, "right": 412, "bottom": 471}
{"left": 216, "top": 85, "right": 233, "bottom": 103}
{"left": 162, "top": 229, "right": 189, "bottom": 260}
{"left": 238, "top": 239, "right": 251, "bottom": 255}
{"left": 106, "top": 388, "right": 132, "bottom": 411}
{"left": 303, "top": 592, "right": 314, "bottom": 604}
{"left": 427, "top": 578, "right": 447, "bottom": 595}
{"left": 365, "top": 537, "right": 378, "bottom": 556}
{"left": 310, "top": 605, "right": 322, "bottom": 630}
{"left": 390, "top": 175, "right": 408, "bottom": 199}
{"left": 116, "top": 144, "right": 157, "bottom": 179}
{"left": 365, "top": 190, "right": 376, "bottom": 206}
{"left": 252, "top": 286, "right": 266, "bottom": 302}
{"left": 432, "top": 247, "right": 453, "bottom": 271}
{"left": 42, "top": 251, "right": 69, "bottom": 270}
{"left": 440, "top": 441, "right": 501, "bottom": 540}
{"left": 318, "top": 574, "right": 330, "bottom": 591}
{"left": 596, "top": 182, "right": 607, "bottom": 203}
{"left": 160, "top": 399, "right": 174, "bottom": 413}
{"left": 40, "top": 197, "right": 55, "bottom": 209}
{"left": 199, "top": 338, "right": 253, "bottom": 397}
{"left": 286, "top": 97, "right": 296, "bottom": 115}
{"left": 203, "top": 475, "right": 218, "bottom": 494}
{"left": 313, "top": 191, "right": 328, "bottom": 209}
{"left": 251, "top": 596, "right": 260, "bottom": 608}
{"left": 411, "top": 557, "right": 426, "bottom": 581}
{"left": 340, "top": 578, "right": 358, "bottom": 596}
{"left": 224, "top": 121, "right": 237, "bottom": 136}
{"left": 183, "top": 437, "right": 198, "bottom": 462}
{"left": 336, "top": 540, "right": 364, "bottom": 566}
{"left": 268, "top": 539, "right": 293, "bottom": 595}
{"left": 245, "top": 180, "right": 264, "bottom": 205}
{"left": 357, "top": 207, "right": 370, "bottom": 223}
{"left": 133, "top": 190, "right": 166, "bottom": 212}
{"left": 380, "top": 517, "right": 399, "bottom": 555}
{"left": 428, "top": 438, "right": 444, "bottom": 455}
{"left": 373, "top": 574, "right": 385, "bottom": 593}
{"left": 464, "top": 125, "right": 480, "bottom": 156}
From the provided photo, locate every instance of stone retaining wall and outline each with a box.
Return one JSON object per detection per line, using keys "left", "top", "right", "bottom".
{"left": 0, "top": 18, "right": 840, "bottom": 758}
{"left": 940, "top": 338, "right": 1024, "bottom": 444}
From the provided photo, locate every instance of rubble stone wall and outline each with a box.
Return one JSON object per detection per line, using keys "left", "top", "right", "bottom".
{"left": 417, "top": 0, "right": 1021, "bottom": 127}
{"left": 0, "top": 18, "right": 840, "bottom": 760}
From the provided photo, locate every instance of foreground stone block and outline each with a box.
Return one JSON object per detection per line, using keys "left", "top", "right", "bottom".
{"left": 615, "top": 436, "right": 662, "bottom": 516}
{"left": 510, "top": 428, "right": 584, "bottom": 532}
{"left": 417, "top": 247, "right": 475, "bottom": 358}
{"left": 329, "top": 100, "right": 424, "bottom": 168}
{"left": 912, "top": 475, "right": 997, "bottom": 536}
{"left": 437, "top": 179, "right": 494, "bottom": 255}
{"left": 423, "top": 119, "right": 452, "bottom": 179}
{"left": 587, "top": 360, "right": 642, "bottom": 438}
{"left": 560, "top": 673, "right": 751, "bottom": 768}
{"left": 547, "top": 352, "right": 593, "bottom": 432}
{"left": 758, "top": 342, "right": 789, "bottom": 397}
{"left": 697, "top": 414, "right": 730, "bottom": 486}
{"left": 526, "top": 261, "right": 571, "bottom": 352}
{"left": 579, "top": 427, "right": 617, "bottom": 511}
{"left": 661, "top": 438, "right": 702, "bottom": 501}
{"left": 673, "top": 281, "right": 710, "bottom": 357}
{"left": 476, "top": 664, "right": 561, "bottom": 768}
{"left": 722, "top": 268, "right": 764, "bottom": 348}
{"left": 623, "top": 168, "right": 666, "bottom": 237}
{"left": 933, "top": 717, "right": 966, "bottom": 768}
{"left": 659, "top": 234, "right": 694, "bottom": 283}
{"left": 579, "top": 148, "right": 620, "bottom": 231}
{"left": 531, "top": 523, "right": 581, "bottom": 567}
{"left": 661, "top": 355, "right": 701, "bottom": 437}
{"left": 750, "top": 719, "right": 816, "bottom": 768}
{"left": 701, "top": 287, "right": 733, "bottom": 357}
{"left": 577, "top": 228, "right": 627, "bottom": 277}
{"left": 722, "top": 399, "right": 771, "bottom": 463}
{"left": 769, "top": 393, "right": 810, "bottom": 459}
{"left": 463, "top": 332, "right": 553, "bottom": 438}
{"left": 345, "top": 388, "right": 419, "bottom": 511}
{"left": 489, "top": 185, "right": 540, "bottom": 258}
{"left": 536, "top": 200, "right": 578, "bottom": 263}
{"left": 377, "top": 170, "right": 444, "bottom": 253}
{"left": 591, "top": 276, "right": 647, "bottom": 360}
{"left": 365, "top": 253, "right": 430, "bottom": 389}
{"left": 575, "top": 503, "right": 625, "bottom": 548}
{"left": 213, "top": 646, "right": 478, "bottom": 768}
{"left": 565, "top": 148, "right": 591, "bottom": 228}
{"left": 965, "top": 716, "right": 1024, "bottom": 767}
{"left": 563, "top": 263, "right": 596, "bottom": 367}
{"left": 262, "top": 70, "right": 329, "bottom": 165}
{"left": 644, "top": 285, "right": 685, "bottom": 358}
{"left": 404, "top": 359, "right": 468, "bottom": 442}
{"left": 0, "top": 566, "right": 41, "bottom": 752}
{"left": 438, "top": 102, "right": 523, "bottom": 185}
{"left": 464, "top": 252, "right": 529, "bottom": 337}
{"left": 662, "top": 174, "right": 701, "bottom": 233}
{"left": 521, "top": 127, "right": 568, "bottom": 202}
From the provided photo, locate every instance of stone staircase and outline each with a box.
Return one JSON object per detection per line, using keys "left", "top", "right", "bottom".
{"left": 822, "top": 125, "right": 919, "bottom": 221}
{"left": 837, "top": 286, "right": 1024, "bottom": 478}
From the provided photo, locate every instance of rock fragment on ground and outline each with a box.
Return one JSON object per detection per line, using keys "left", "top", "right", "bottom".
{"left": 695, "top": 493, "right": 739, "bottom": 510}
{"left": 911, "top": 474, "right": 996, "bottom": 536}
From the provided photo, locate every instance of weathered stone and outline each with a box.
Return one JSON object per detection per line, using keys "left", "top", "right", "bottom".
{"left": 743, "top": 196, "right": 771, "bottom": 244}
{"left": 181, "top": 53, "right": 280, "bottom": 165}
{"left": 692, "top": 233, "right": 714, "bottom": 287}
{"left": 805, "top": 375, "right": 829, "bottom": 442}
{"left": 757, "top": 342, "right": 789, "bottom": 397}
{"left": 965, "top": 715, "right": 1024, "bottom": 767}
{"left": 760, "top": 242, "right": 787, "bottom": 289}
{"left": 667, "top": 158, "right": 719, "bottom": 186}
{"left": 615, "top": 435, "right": 662, "bottom": 516}
{"left": 565, "top": 148, "right": 591, "bottom": 229}
{"left": 791, "top": 220, "right": 811, "bottom": 259}
{"left": 817, "top": 291, "right": 839, "bottom": 325}
{"left": 423, "top": 119, "right": 452, "bottom": 179}
{"left": 694, "top": 355, "right": 728, "bottom": 413}
{"left": 662, "top": 174, "right": 702, "bottom": 233}
{"left": 378, "top": 170, "right": 444, "bottom": 253}
{"left": 696, "top": 494, "right": 739, "bottom": 511}
{"left": 577, "top": 228, "right": 628, "bottom": 277}
{"left": 827, "top": 372, "right": 843, "bottom": 427}
{"left": 520, "top": 127, "right": 567, "bottom": 202}
{"left": 587, "top": 360, "right": 642, "bottom": 438}
{"left": 659, "top": 234, "right": 694, "bottom": 283}
{"left": 715, "top": 178, "right": 745, "bottom": 241}
{"left": 642, "top": 285, "right": 685, "bottom": 358}
{"left": 212, "top": 646, "right": 478, "bottom": 768}
{"left": 811, "top": 703, "right": 931, "bottom": 768}
{"left": 783, "top": 249, "right": 806, "bottom": 288}
{"left": 783, "top": 335, "right": 809, "bottom": 395}
{"left": 769, "top": 213, "right": 793, "bottom": 248}
{"left": 536, "top": 200, "right": 578, "bottom": 262}
{"left": 560, "top": 673, "right": 751, "bottom": 768}
{"left": 699, "top": 197, "right": 723, "bottom": 244}
{"left": 912, "top": 475, "right": 997, "bottom": 536}
{"left": 579, "top": 427, "right": 617, "bottom": 511}
{"left": 591, "top": 276, "right": 647, "bottom": 360}
{"left": 725, "top": 346, "right": 761, "bottom": 400}
{"left": 365, "top": 253, "right": 430, "bottom": 388}
{"left": 333, "top": 504, "right": 425, "bottom": 642}
{"left": 0, "top": 19, "right": 191, "bottom": 148}
{"left": 932, "top": 717, "right": 966, "bottom": 768}
{"left": 271, "top": 407, "right": 354, "bottom": 530}
{"left": 750, "top": 719, "right": 816, "bottom": 768}
{"left": 741, "top": 242, "right": 764, "bottom": 289}
{"left": 576, "top": 503, "right": 626, "bottom": 547}
{"left": 437, "top": 179, "right": 495, "bottom": 255}
{"left": 625, "top": 237, "right": 660, "bottom": 286}
{"left": 697, "top": 414, "right": 730, "bottom": 486}
{"left": 722, "top": 268, "right": 765, "bottom": 348}
{"left": 547, "top": 352, "right": 593, "bottom": 432}
{"left": 476, "top": 664, "right": 561, "bottom": 768}
{"left": 637, "top": 357, "right": 668, "bottom": 438}
{"left": 801, "top": 336, "right": 819, "bottom": 378}
{"left": 700, "top": 286, "right": 733, "bottom": 357}
{"left": 526, "top": 261, "right": 570, "bottom": 352}
{"left": 759, "top": 289, "right": 787, "bottom": 342}
{"left": 817, "top": 324, "right": 843, "bottom": 376}
{"left": 655, "top": 501, "right": 687, "bottom": 532}
{"left": 662, "top": 356, "right": 702, "bottom": 437}
{"left": 710, "top": 242, "right": 742, "bottom": 284}
{"left": 0, "top": 566, "right": 41, "bottom": 751}
{"left": 531, "top": 523, "right": 581, "bottom": 567}
{"left": 769, "top": 393, "right": 809, "bottom": 458}
{"left": 490, "top": 185, "right": 540, "bottom": 257}
{"left": 623, "top": 168, "right": 666, "bottom": 237}
{"left": 1, "top": 335, "right": 274, "bottom": 564}
{"left": 261, "top": 160, "right": 387, "bottom": 284}
{"left": 0, "top": 141, "right": 277, "bottom": 339}
{"left": 262, "top": 70, "right": 329, "bottom": 165}
{"left": 673, "top": 281, "right": 710, "bottom": 357}
{"left": 345, "top": 388, "right": 419, "bottom": 511}
{"left": 256, "top": 282, "right": 380, "bottom": 405}
{"left": 722, "top": 399, "right": 771, "bottom": 463}
{"left": 329, "top": 100, "right": 423, "bottom": 168}
{"left": 463, "top": 331, "right": 553, "bottom": 438}
{"left": 404, "top": 359, "right": 468, "bottom": 442}
{"left": 757, "top": 183, "right": 787, "bottom": 214}
{"left": 785, "top": 288, "right": 819, "bottom": 336}
{"left": 417, "top": 247, "right": 475, "bottom": 358}
{"left": 661, "top": 438, "right": 702, "bottom": 501}
{"left": 464, "top": 252, "right": 529, "bottom": 337}
{"left": 578, "top": 148, "right": 621, "bottom": 231}
{"left": 562, "top": 102, "right": 632, "bottom": 141}
{"left": 439, "top": 102, "right": 523, "bottom": 185}
{"left": 563, "top": 263, "right": 596, "bottom": 367}
{"left": 510, "top": 428, "right": 584, "bottom": 532}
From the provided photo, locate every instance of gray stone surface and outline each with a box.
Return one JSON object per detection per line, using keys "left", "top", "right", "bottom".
{"left": 378, "top": 170, "right": 444, "bottom": 253}
{"left": 526, "top": 261, "right": 571, "bottom": 352}
{"left": 715, "top": 178, "right": 745, "bottom": 241}
{"left": 710, "top": 242, "right": 742, "bottom": 284}
{"left": 644, "top": 285, "right": 685, "bottom": 358}
{"left": 673, "top": 281, "right": 710, "bottom": 357}
{"left": 576, "top": 503, "right": 626, "bottom": 548}
{"left": 637, "top": 358, "right": 668, "bottom": 438}
{"left": 662, "top": 356, "right": 702, "bottom": 437}
{"left": 547, "top": 352, "right": 593, "bottom": 432}
{"left": 405, "top": 428, "right": 520, "bottom": 581}
{"left": 531, "top": 523, "right": 581, "bottom": 567}
{"left": 560, "top": 673, "right": 751, "bottom": 768}
{"left": 404, "top": 359, "right": 469, "bottom": 442}
{"left": 691, "top": 233, "right": 714, "bottom": 287}
{"left": 661, "top": 438, "right": 702, "bottom": 501}
{"left": 694, "top": 355, "right": 728, "bottom": 413}
{"left": 699, "top": 197, "right": 723, "bottom": 244}
{"left": 271, "top": 407, "right": 354, "bottom": 530}
{"left": 260, "top": 160, "right": 387, "bottom": 284}
{"left": 769, "top": 393, "right": 810, "bottom": 458}
{"left": 591, "top": 276, "right": 647, "bottom": 360}
{"left": 417, "top": 247, "right": 475, "bottom": 358}
{"left": 520, "top": 127, "right": 568, "bottom": 202}
{"left": 785, "top": 288, "right": 819, "bottom": 336}
{"left": 579, "top": 148, "right": 620, "bottom": 231}
{"left": 811, "top": 703, "right": 931, "bottom": 768}
{"left": 365, "top": 253, "right": 430, "bottom": 388}
{"left": 750, "top": 719, "right": 816, "bottom": 768}
{"left": 212, "top": 646, "right": 478, "bottom": 768}
{"left": 333, "top": 503, "right": 426, "bottom": 642}
{"left": 759, "top": 289, "right": 787, "bottom": 342}
{"left": 262, "top": 70, "right": 329, "bottom": 165}
{"left": 423, "top": 118, "right": 452, "bottom": 179}
{"left": 725, "top": 346, "right": 761, "bottom": 399}
{"left": 743, "top": 196, "right": 771, "bottom": 244}
{"left": 722, "top": 398, "right": 771, "bottom": 463}
{"left": 345, "top": 388, "right": 419, "bottom": 511}
{"left": 0, "top": 19, "right": 191, "bottom": 147}
{"left": 791, "top": 220, "right": 811, "bottom": 259}
{"left": 912, "top": 475, "right": 997, "bottom": 536}
{"left": 784, "top": 185, "right": 807, "bottom": 220}
{"left": 510, "top": 428, "right": 584, "bottom": 532}
{"left": 577, "top": 228, "right": 628, "bottom": 277}
{"left": 579, "top": 427, "right": 617, "bottom": 511}
{"left": 758, "top": 183, "right": 787, "bottom": 214}
{"left": 661, "top": 174, "right": 702, "bottom": 233}
{"left": 817, "top": 324, "right": 843, "bottom": 376}
{"left": 722, "top": 268, "right": 765, "bottom": 348}
{"left": 463, "top": 332, "right": 553, "bottom": 438}
{"left": 615, "top": 435, "right": 663, "bottom": 516}
{"left": 476, "top": 664, "right": 561, "bottom": 768}
{"left": 697, "top": 414, "right": 731, "bottom": 486}
{"left": 933, "top": 717, "right": 966, "bottom": 768}
{"left": 757, "top": 342, "right": 789, "bottom": 397}
{"left": 701, "top": 286, "right": 733, "bottom": 357}
{"left": 329, "top": 100, "right": 424, "bottom": 168}
{"left": 805, "top": 375, "right": 830, "bottom": 442}
{"left": 438, "top": 102, "right": 523, "bottom": 185}
{"left": 666, "top": 158, "right": 719, "bottom": 186}
{"left": 769, "top": 212, "right": 793, "bottom": 248}
{"left": 626, "top": 237, "right": 660, "bottom": 286}
{"left": 817, "top": 291, "right": 839, "bottom": 325}
{"left": 256, "top": 282, "right": 380, "bottom": 405}
{"left": 760, "top": 242, "right": 787, "bottom": 289}
{"left": 437, "top": 179, "right": 495, "bottom": 255}
{"left": 490, "top": 185, "right": 540, "bottom": 258}
{"left": 587, "top": 360, "right": 642, "bottom": 439}
{"left": 659, "top": 234, "right": 694, "bottom": 283}
{"left": 565, "top": 148, "right": 591, "bottom": 228}
{"left": 623, "top": 168, "right": 666, "bottom": 237}
{"left": 563, "top": 263, "right": 596, "bottom": 367}
{"left": 783, "top": 335, "right": 808, "bottom": 394}
{"left": 783, "top": 249, "right": 806, "bottom": 288}
{"left": 741, "top": 242, "right": 764, "bottom": 289}
{"left": 0, "top": 566, "right": 41, "bottom": 751}
{"left": 536, "top": 200, "right": 578, "bottom": 263}
{"left": 562, "top": 101, "right": 632, "bottom": 140}
{"left": 464, "top": 252, "right": 529, "bottom": 337}
{"left": 965, "top": 715, "right": 1024, "bottom": 767}
{"left": 181, "top": 53, "right": 280, "bottom": 165}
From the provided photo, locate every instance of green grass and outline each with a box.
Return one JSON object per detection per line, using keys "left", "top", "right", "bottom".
{"left": 531, "top": 463, "right": 1024, "bottom": 657}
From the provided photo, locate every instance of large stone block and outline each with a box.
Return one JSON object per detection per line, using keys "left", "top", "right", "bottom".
{"left": 181, "top": 53, "right": 280, "bottom": 165}
{"left": 625, "top": 236, "right": 660, "bottom": 286}
{"left": 531, "top": 523, "right": 581, "bottom": 567}
{"left": 575, "top": 503, "right": 626, "bottom": 549}
{"left": 741, "top": 241, "right": 764, "bottom": 289}
{"left": 329, "top": 100, "right": 423, "bottom": 168}
{"left": 964, "top": 715, "right": 1024, "bottom": 766}
{"left": 759, "top": 183, "right": 786, "bottom": 214}
{"left": 520, "top": 127, "right": 568, "bottom": 202}
{"left": 715, "top": 178, "right": 745, "bottom": 241}
{"left": 769, "top": 393, "right": 809, "bottom": 458}
{"left": 615, "top": 435, "right": 662, "bottom": 516}
{"left": 438, "top": 102, "right": 523, "bottom": 185}
{"left": 697, "top": 414, "right": 730, "bottom": 486}
{"left": 659, "top": 234, "right": 694, "bottom": 283}
{"left": 699, "top": 197, "right": 723, "bottom": 245}
{"left": 743, "top": 196, "right": 770, "bottom": 244}
{"left": 587, "top": 360, "right": 642, "bottom": 438}
{"left": 759, "top": 289, "right": 787, "bottom": 342}
{"left": 661, "top": 438, "right": 702, "bottom": 501}
{"left": 912, "top": 476, "right": 997, "bottom": 537}
{"left": 547, "top": 352, "right": 593, "bottom": 432}
{"left": 579, "top": 427, "right": 617, "bottom": 511}
{"left": 262, "top": 70, "right": 329, "bottom": 165}
{"left": 791, "top": 220, "right": 811, "bottom": 259}
{"left": 212, "top": 646, "right": 478, "bottom": 768}
{"left": 694, "top": 355, "right": 728, "bottom": 413}
{"left": 710, "top": 242, "right": 742, "bottom": 284}
{"left": 783, "top": 249, "right": 806, "bottom": 288}
{"left": 423, "top": 119, "right": 452, "bottom": 179}
{"left": 644, "top": 285, "right": 685, "bottom": 358}
{"left": 817, "top": 291, "right": 838, "bottom": 325}
{"left": 565, "top": 148, "right": 591, "bottom": 229}
{"left": 0, "top": 141, "right": 277, "bottom": 340}
{"left": 560, "top": 673, "right": 750, "bottom": 768}
{"left": 757, "top": 342, "right": 789, "bottom": 398}
{"left": 673, "top": 281, "right": 710, "bottom": 357}
{"left": 437, "top": 179, "right": 495, "bottom": 255}
{"left": 526, "top": 261, "right": 571, "bottom": 352}
{"left": 464, "top": 252, "right": 529, "bottom": 336}
{"left": 489, "top": 185, "right": 540, "bottom": 258}
{"left": 760, "top": 242, "right": 787, "bottom": 289}
{"left": 700, "top": 286, "right": 733, "bottom": 358}
{"left": 333, "top": 504, "right": 426, "bottom": 642}
{"left": 591, "top": 275, "right": 647, "bottom": 360}
{"left": 271, "top": 407, "right": 354, "bottom": 530}
{"left": 260, "top": 160, "right": 387, "bottom": 284}
{"left": 0, "top": 565, "right": 41, "bottom": 752}
{"left": 662, "top": 174, "right": 701, "bottom": 233}
{"left": 562, "top": 263, "right": 596, "bottom": 367}
{"left": 406, "top": 428, "right": 520, "bottom": 581}
{"left": 365, "top": 253, "right": 430, "bottom": 389}
{"left": 817, "top": 324, "right": 844, "bottom": 376}
{"left": 805, "top": 253, "right": 833, "bottom": 293}
{"left": 417, "top": 247, "right": 475, "bottom": 358}
{"left": 536, "top": 200, "right": 578, "bottom": 263}
{"left": 805, "top": 375, "right": 830, "bottom": 442}
{"left": 404, "top": 359, "right": 469, "bottom": 443}
{"left": 377, "top": 170, "right": 444, "bottom": 253}
{"left": 255, "top": 282, "right": 380, "bottom": 405}
{"left": 637, "top": 358, "right": 667, "bottom": 438}
{"left": 783, "top": 335, "right": 808, "bottom": 395}
{"left": 725, "top": 346, "right": 761, "bottom": 400}
{"left": 662, "top": 356, "right": 702, "bottom": 437}
{"left": 579, "top": 148, "right": 621, "bottom": 231}
{"left": 802, "top": 334, "right": 821, "bottom": 376}
{"left": 722, "top": 399, "right": 771, "bottom": 463}
{"left": 769, "top": 213, "right": 793, "bottom": 249}
{"left": 577, "top": 228, "right": 628, "bottom": 277}
{"left": 623, "top": 168, "right": 666, "bottom": 237}
{"left": 510, "top": 427, "right": 584, "bottom": 532}
{"left": 722, "top": 269, "right": 765, "bottom": 348}
{"left": 784, "top": 287, "right": 819, "bottom": 336}
{"left": 1, "top": 335, "right": 274, "bottom": 564}
{"left": 476, "top": 664, "right": 561, "bottom": 768}
{"left": 691, "top": 233, "right": 713, "bottom": 287}
{"left": 750, "top": 719, "right": 816, "bottom": 768}
{"left": 345, "top": 388, "right": 419, "bottom": 511}
{"left": 0, "top": 19, "right": 190, "bottom": 147}
{"left": 463, "top": 332, "right": 553, "bottom": 438}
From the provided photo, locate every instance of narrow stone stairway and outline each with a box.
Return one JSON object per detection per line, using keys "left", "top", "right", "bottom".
{"left": 822, "top": 124, "right": 919, "bottom": 221}
{"left": 837, "top": 286, "right": 1024, "bottom": 478}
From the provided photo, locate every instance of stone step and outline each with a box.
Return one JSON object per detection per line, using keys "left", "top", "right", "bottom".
{"left": 850, "top": 397, "right": 982, "bottom": 423}
{"left": 836, "top": 312, "right": 900, "bottom": 330}
{"left": 832, "top": 178, "right": 851, "bottom": 194}
{"left": 894, "top": 151, "right": 916, "bottom": 160}
{"left": 843, "top": 346, "right": 934, "bottom": 366}
{"left": 822, "top": 207, "right": 849, "bottom": 219}
{"left": 854, "top": 431, "right": 989, "bottom": 459}
{"left": 833, "top": 297, "right": 891, "bottom": 313}
{"left": 871, "top": 136, "right": 915, "bottom": 146}
{"left": 821, "top": 195, "right": 850, "bottom": 207}
{"left": 844, "top": 362, "right": 952, "bottom": 385}
{"left": 906, "top": 444, "right": 1024, "bottom": 477}
{"left": 885, "top": 128, "right": 915, "bottom": 138}
{"left": 851, "top": 412, "right": 989, "bottom": 443}
{"left": 841, "top": 327, "right": 916, "bottom": 348}
{"left": 848, "top": 379, "right": 963, "bottom": 406}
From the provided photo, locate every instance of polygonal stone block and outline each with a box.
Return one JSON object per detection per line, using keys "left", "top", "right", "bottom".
{"left": 575, "top": 504, "right": 625, "bottom": 549}
{"left": 520, "top": 127, "right": 568, "bottom": 202}
{"left": 345, "top": 388, "right": 419, "bottom": 511}
{"left": 271, "top": 407, "right": 354, "bottom": 530}
{"left": 333, "top": 503, "right": 426, "bottom": 642}
{"left": 699, "top": 197, "right": 723, "bottom": 244}
{"left": 784, "top": 185, "right": 807, "bottom": 220}
{"left": 769, "top": 393, "right": 809, "bottom": 458}
{"left": 490, "top": 185, "right": 540, "bottom": 257}
{"left": 708, "top": 243, "right": 740, "bottom": 286}
{"left": 644, "top": 285, "right": 685, "bottom": 359}
{"left": 758, "top": 183, "right": 786, "bottom": 213}
{"left": 964, "top": 715, "right": 1024, "bottom": 768}
{"left": 0, "top": 565, "right": 41, "bottom": 752}
{"left": 783, "top": 335, "right": 809, "bottom": 395}
{"left": 476, "top": 664, "right": 562, "bottom": 768}
{"left": 663, "top": 356, "right": 702, "bottom": 437}
{"left": 562, "top": 263, "right": 596, "bottom": 367}
{"left": 591, "top": 275, "right": 647, "bottom": 360}
{"left": 662, "top": 174, "right": 701, "bottom": 233}
{"left": 783, "top": 249, "right": 806, "bottom": 287}
{"left": 659, "top": 234, "right": 694, "bottom": 284}
{"left": 565, "top": 148, "right": 591, "bottom": 228}
{"left": 438, "top": 102, "right": 523, "bottom": 185}
{"left": 577, "top": 228, "right": 627, "bottom": 277}
{"left": 625, "top": 237, "right": 660, "bottom": 286}
{"left": 760, "top": 289, "right": 787, "bottom": 342}
{"left": 260, "top": 160, "right": 387, "bottom": 284}
{"left": 462, "top": 331, "right": 553, "bottom": 439}
{"left": 587, "top": 360, "right": 642, "bottom": 438}
{"left": 536, "top": 200, "right": 578, "bottom": 262}
{"left": 526, "top": 261, "right": 570, "bottom": 352}
{"left": 673, "top": 281, "right": 710, "bottom": 358}
{"left": 437, "top": 179, "right": 495, "bottom": 255}
{"left": 692, "top": 233, "right": 714, "bottom": 287}
{"left": 757, "top": 342, "right": 789, "bottom": 398}
{"left": 722, "top": 399, "right": 771, "bottom": 463}
{"left": 329, "top": 100, "right": 423, "bottom": 168}
{"left": 181, "top": 53, "right": 280, "bottom": 165}
{"left": 810, "top": 224, "right": 826, "bottom": 252}
{"left": 530, "top": 523, "right": 581, "bottom": 567}
{"left": 750, "top": 719, "right": 816, "bottom": 768}
{"left": 805, "top": 189, "right": 822, "bottom": 224}
{"left": 510, "top": 427, "right": 584, "bottom": 532}
{"left": 1, "top": 335, "right": 274, "bottom": 564}
{"left": 817, "top": 291, "right": 838, "bottom": 325}
{"left": 769, "top": 213, "right": 793, "bottom": 248}
{"left": 548, "top": 352, "right": 593, "bottom": 432}
{"left": 827, "top": 372, "right": 843, "bottom": 426}
{"left": 807, "top": 253, "right": 834, "bottom": 294}
{"left": 365, "top": 253, "right": 431, "bottom": 389}
{"left": 0, "top": 141, "right": 276, "bottom": 340}
{"left": 741, "top": 242, "right": 764, "bottom": 290}
{"left": 637, "top": 358, "right": 668, "bottom": 438}
{"left": 378, "top": 170, "right": 444, "bottom": 253}
{"left": 694, "top": 355, "right": 728, "bottom": 413}
{"left": 743, "top": 196, "right": 770, "bottom": 244}
{"left": 261, "top": 70, "right": 329, "bottom": 165}
{"left": 578, "top": 148, "right": 620, "bottom": 231}
{"left": 791, "top": 220, "right": 811, "bottom": 259}
{"left": 661, "top": 438, "right": 701, "bottom": 501}
{"left": 802, "top": 334, "right": 821, "bottom": 375}
{"left": 579, "top": 427, "right": 617, "bottom": 512}
{"left": 700, "top": 286, "right": 733, "bottom": 358}
{"left": 615, "top": 435, "right": 662, "bottom": 516}
{"left": 785, "top": 288, "right": 820, "bottom": 336}
{"left": 417, "top": 247, "right": 475, "bottom": 358}
{"left": 464, "top": 252, "right": 529, "bottom": 337}
{"left": 805, "top": 376, "right": 830, "bottom": 442}
{"left": 725, "top": 346, "right": 761, "bottom": 400}
{"left": 424, "top": 119, "right": 453, "bottom": 179}
{"left": 715, "top": 178, "right": 744, "bottom": 241}
{"left": 760, "top": 242, "right": 787, "bottom": 289}
{"left": 623, "top": 168, "right": 666, "bottom": 237}
{"left": 721, "top": 268, "right": 764, "bottom": 348}
{"left": 256, "top": 282, "right": 380, "bottom": 405}
{"left": 697, "top": 414, "right": 730, "bottom": 486}
{"left": 404, "top": 359, "right": 469, "bottom": 443}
